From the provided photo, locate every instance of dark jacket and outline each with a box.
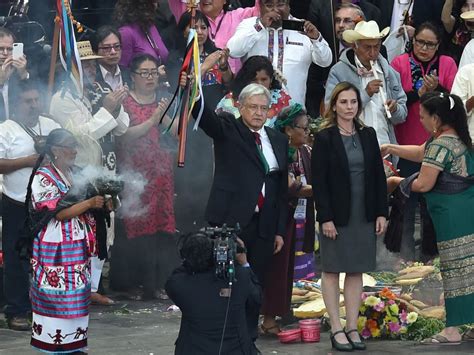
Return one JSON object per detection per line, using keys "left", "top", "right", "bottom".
{"left": 194, "top": 101, "right": 289, "bottom": 240}
{"left": 165, "top": 265, "right": 261, "bottom": 355}
{"left": 312, "top": 124, "right": 388, "bottom": 226}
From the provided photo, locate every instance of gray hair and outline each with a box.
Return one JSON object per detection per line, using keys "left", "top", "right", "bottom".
{"left": 335, "top": 3, "right": 365, "bottom": 21}
{"left": 238, "top": 83, "right": 271, "bottom": 106}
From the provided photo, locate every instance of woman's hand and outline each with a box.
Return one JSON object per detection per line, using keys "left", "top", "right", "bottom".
{"left": 201, "top": 51, "right": 222, "bottom": 73}
{"left": 218, "top": 48, "right": 230, "bottom": 69}
{"left": 151, "top": 98, "right": 170, "bottom": 124}
{"left": 322, "top": 221, "right": 338, "bottom": 240}
{"left": 422, "top": 73, "right": 439, "bottom": 93}
{"left": 380, "top": 144, "right": 392, "bottom": 158}
{"left": 375, "top": 216, "right": 387, "bottom": 236}
{"left": 88, "top": 195, "right": 105, "bottom": 210}
{"left": 387, "top": 176, "right": 403, "bottom": 194}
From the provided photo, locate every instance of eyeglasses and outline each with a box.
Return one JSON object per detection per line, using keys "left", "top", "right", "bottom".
{"left": 243, "top": 104, "right": 269, "bottom": 114}
{"left": 98, "top": 44, "right": 122, "bottom": 53}
{"left": 334, "top": 18, "right": 355, "bottom": 26}
{"left": 133, "top": 70, "right": 159, "bottom": 78}
{"left": 414, "top": 39, "right": 438, "bottom": 50}
{"left": 0, "top": 46, "right": 13, "bottom": 54}
{"left": 262, "top": 1, "right": 288, "bottom": 10}
{"left": 294, "top": 125, "right": 310, "bottom": 133}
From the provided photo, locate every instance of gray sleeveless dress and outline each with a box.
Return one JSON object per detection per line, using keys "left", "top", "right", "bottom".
{"left": 320, "top": 133, "right": 376, "bottom": 272}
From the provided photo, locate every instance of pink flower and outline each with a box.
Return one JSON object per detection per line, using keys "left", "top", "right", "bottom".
{"left": 400, "top": 310, "right": 408, "bottom": 324}
{"left": 46, "top": 271, "right": 60, "bottom": 288}
{"left": 388, "top": 321, "right": 401, "bottom": 334}
{"left": 388, "top": 299, "right": 395, "bottom": 305}
{"left": 361, "top": 328, "right": 371, "bottom": 339}
{"left": 374, "top": 301, "right": 385, "bottom": 312}
{"left": 361, "top": 292, "right": 368, "bottom": 301}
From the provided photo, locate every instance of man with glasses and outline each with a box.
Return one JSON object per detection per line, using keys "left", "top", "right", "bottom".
{"left": 325, "top": 21, "right": 407, "bottom": 147}
{"left": 227, "top": 0, "right": 332, "bottom": 105}
{"left": 0, "top": 28, "right": 30, "bottom": 121}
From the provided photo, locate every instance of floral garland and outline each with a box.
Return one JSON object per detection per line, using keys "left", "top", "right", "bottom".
{"left": 358, "top": 288, "right": 419, "bottom": 339}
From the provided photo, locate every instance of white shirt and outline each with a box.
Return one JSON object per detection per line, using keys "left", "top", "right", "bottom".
{"left": 2, "top": 83, "right": 9, "bottom": 119}
{"left": 355, "top": 56, "right": 391, "bottom": 145}
{"left": 99, "top": 64, "right": 123, "bottom": 91}
{"left": 49, "top": 89, "right": 130, "bottom": 169}
{"left": 459, "top": 38, "right": 474, "bottom": 69}
{"left": 451, "top": 63, "right": 474, "bottom": 139}
{"left": 227, "top": 16, "right": 332, "bottom": 105}
{"left": 252, "top": 127, "right": 279, "bottom": 212}
{"left": 0, "top": 116, "right": 60, "bottom": 202}
{"left": 390, "top": 0, "right": 413, "bottom": 33}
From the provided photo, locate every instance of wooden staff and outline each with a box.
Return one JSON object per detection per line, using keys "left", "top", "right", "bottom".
{"left": 177, "top": 1, "right": 198, "bottom": 168}
{"left": 47, "top": 17, "right": 60, "bottom": 100}
{"left": 370, "top": 60, "right": 392, "bottom": 119}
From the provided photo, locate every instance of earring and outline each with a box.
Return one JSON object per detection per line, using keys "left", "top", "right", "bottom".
{"left": 288, "top": 135, "right": 292, "bottom": 144}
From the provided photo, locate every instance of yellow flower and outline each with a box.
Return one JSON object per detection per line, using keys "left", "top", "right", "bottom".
{"left": 370, "top": 327, "right": 381, "bottom": 338}
{"left": 357, "top": 316, "right": 367, "bottom": 331}
{"left": 360, "top": 305, "right": 367, "bottom": 313}
{"left": 389, "top": 304, "right": 399, "bottom": 315}
{"left": 400, "top": 326, "right": 408, "bottom": 334}
{"left": 407, "top": 312, "right": 418, "bottom": 324}
{"left": 365, "top": 296, "right": 381, "bottom": 307}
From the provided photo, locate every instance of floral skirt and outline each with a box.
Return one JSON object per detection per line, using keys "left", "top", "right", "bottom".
{"left": 31, "top": 313, "right": 88, "bottom": 353}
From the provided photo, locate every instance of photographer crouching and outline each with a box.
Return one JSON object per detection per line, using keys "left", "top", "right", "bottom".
{"left": 165, "top": 231, "right": 261, "bottom": 355}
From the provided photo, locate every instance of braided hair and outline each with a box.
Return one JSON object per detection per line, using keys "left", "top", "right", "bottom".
{"left": 420, "top": 92, "right": 472, "bottom": 149}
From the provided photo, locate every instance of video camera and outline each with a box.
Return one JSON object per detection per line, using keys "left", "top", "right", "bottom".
{"left": 200, "top": 224, "right": 245, "bottom": 284}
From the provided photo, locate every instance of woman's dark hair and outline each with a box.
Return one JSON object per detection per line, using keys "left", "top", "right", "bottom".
{"left": 177, "top": 10, "right": 218, "bottom": 54}
{"left": 178, "top": 232, "right": 214, "bottom": 273}
{"left": 129, "top": 54, "right": 160, "bottom": 74}
{"left": 91, "top": 25, "right": 122, "bottom": 52}
{"left": 413, "top": 21, "right": 442, "bottom": 47}
{"left": 420, "top": 92, "right": 472, "bottom": 149}
{"left": 230, "top": 56, "right": 281, "bottom": 97}
{"left": 113, "top": 0, "right": 158, "bottom": 33}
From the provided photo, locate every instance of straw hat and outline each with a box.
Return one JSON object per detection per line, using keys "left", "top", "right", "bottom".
{"left": 461, "top": 10, "right": 474, "bottom": 21}
{"left": 77, "top": 41, "right": 103, "bottom": 61}
{"left": 342, "top": 20, "right": 390, "bottom": 44}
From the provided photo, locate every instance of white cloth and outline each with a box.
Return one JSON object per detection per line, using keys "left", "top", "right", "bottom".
{"left": 49, "top": 89, "right": 129, "bottom": 168}
{"left": 390, "top": 0, "right": 413, "bottom": 33}
{"left": 99, "top": 65, "right": 123, "bottom": 91}
{"left": 355, "top": 56, "right": 391, "bottom": 145}
{"left": 227, "top": 16, "right": 332, "bottom": 105}
{"left": 0, "top": 117, "right": 60, "bottom": 202}
{"left": 252, "top": 127, "right": 279, "bottom": 212}
{"left": 90, "top": 256, "right": 105, "bottom": 293}
{"left": 459, "top": 38, "right": 474, "bottom": 69}
{"left": 451, "top": 63, "right": 474, "bottom": 139}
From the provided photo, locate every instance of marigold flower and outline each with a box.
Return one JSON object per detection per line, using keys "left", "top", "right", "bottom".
{"left": 380, "top": 287, "right": 396, "bottom": 300}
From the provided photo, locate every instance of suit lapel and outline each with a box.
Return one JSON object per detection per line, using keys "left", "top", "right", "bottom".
{"left": 330, "top": 126, "right": 350, "bottom": 178}
{"left": 236, "top": 119, "right": 266, "bottom": 173}
{"left": 265, "top": 126, "right": 286, "bottom": 171}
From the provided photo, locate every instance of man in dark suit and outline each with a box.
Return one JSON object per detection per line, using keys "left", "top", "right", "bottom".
{"left": 185, "top": 80, "right": 288, "bottom": 340}
{"left": 166, "top": 232, "right": 261, "bottom": 355}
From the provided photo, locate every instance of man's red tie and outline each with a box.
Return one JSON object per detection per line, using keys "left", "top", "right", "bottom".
{"left": 253, "top": 132, "right": 265, "bottom": 211}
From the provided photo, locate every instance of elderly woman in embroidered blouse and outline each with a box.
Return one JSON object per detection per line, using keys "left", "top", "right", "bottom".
{"left": 381, "top": 92, "right": 474, "bottom": 345}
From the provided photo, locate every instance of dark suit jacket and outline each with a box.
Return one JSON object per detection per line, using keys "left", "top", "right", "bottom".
{"left": 95, "top": 64, "right": 131, "bottom": 89}
{"left": 311, "top": 124, "right": 388, "bottom": 226}
{"left": 165, "top": 265, "right": 261, "bottom": 355}
{"left": 194, "top": 101, "right": 288, "bottom": 240}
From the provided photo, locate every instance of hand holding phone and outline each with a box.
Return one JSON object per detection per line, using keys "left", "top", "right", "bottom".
{"left": 12, "top": 43, "right": 23, "bottom": 60}
{"left": 282, "top": 20, "right": 305, "bottom": 32}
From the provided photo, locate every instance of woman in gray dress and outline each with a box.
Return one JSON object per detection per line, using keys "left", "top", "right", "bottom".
{"left": 312, "top": 82, "right": 388, "bottom": 352}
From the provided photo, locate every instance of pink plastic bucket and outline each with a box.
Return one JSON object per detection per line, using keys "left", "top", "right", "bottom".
{"left": 299, "top": 319, "right": 321, "bottom": 342}
{"left": 278, "top": 328, "right": 302, "bottom": 344}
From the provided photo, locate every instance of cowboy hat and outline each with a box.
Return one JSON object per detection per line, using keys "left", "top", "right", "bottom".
{"left": 77, "top": 41, "right": 103, "bottom": 61}
{"left": 461, "top": 10, "right": 474, "bottom": 21}
{"left": 342, "top": 20, "right": 390, "bottom": 44}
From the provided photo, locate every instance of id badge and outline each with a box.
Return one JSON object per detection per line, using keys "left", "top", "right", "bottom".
{"left": 293, "top": 198, "right": 307, "bottom": 220}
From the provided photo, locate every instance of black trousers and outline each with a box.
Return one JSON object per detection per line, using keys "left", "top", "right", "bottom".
{"left": 240, "top": 213, "right": 275, "bottom": 341}
{"left": 2, "top": 195, "right": 31, "bottom": 318}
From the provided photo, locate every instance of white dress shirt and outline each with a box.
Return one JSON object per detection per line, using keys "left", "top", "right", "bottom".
{"left": 252, "top": 127, "right": 279, "bottom": 212}
{"left": 227, "top": 16, "right": 332, "bottom": 105}
{"left": 390, "top": 0, "right": 413, "bottom": 33}
{"left": 0, "top": 117, "right": 60, "bottom": 202}
{"left": 459, "top": 39, "right": 474, "bottom": 69}
{"left": 451, "top": 63, "right": 474, "bottom": 139}
{"left": 355, "top": 56, "right": 391, "bottom": 145}
{"left": 99, "top": 65, "right": 123, "bottom": 91}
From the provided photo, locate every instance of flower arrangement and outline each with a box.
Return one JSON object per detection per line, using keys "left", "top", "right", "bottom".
{"left": 358, "top": 288, "right": 419, "bottom": 339}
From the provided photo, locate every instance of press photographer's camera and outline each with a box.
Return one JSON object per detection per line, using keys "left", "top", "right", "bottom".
{"left": 200, "top": 224, "right": 245, "bottom": 284}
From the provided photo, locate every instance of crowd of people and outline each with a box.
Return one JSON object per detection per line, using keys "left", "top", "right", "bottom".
{"left": 1, "top": 0, "right": 474, "bottom": 354}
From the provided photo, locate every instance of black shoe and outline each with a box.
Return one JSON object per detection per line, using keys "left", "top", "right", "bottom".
{"left": 345, "top": 329, "right": 366, "bottom": 350}
{"left": 330, "top": 330, "right": 353, "bottom": 352}
{"left": 7, "top": 316, "right": 30, "bottom": 331}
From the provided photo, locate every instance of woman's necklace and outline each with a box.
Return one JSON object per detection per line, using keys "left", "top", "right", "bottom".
{"left": 338, "top": 123, "right": 357, "bottom": 148}
{"left": 132, "top": 91, "right": 156, "bottom": 105}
